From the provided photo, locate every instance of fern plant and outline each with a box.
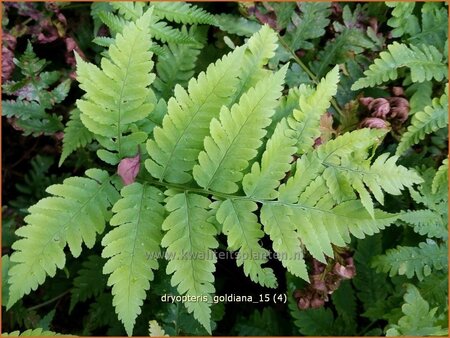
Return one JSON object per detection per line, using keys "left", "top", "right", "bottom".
{"left": 371, "top": 165, "right": 448, "bottom": 335}
{"left": 2, "top": 42, "right": 70, "bottom": 136}
{"left": 7, "top": 9, "right": 426, "bottom": 336}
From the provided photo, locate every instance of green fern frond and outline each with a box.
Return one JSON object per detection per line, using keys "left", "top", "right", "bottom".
{"left": 432, "top": 158, "right": 448, "bottom": 194}
{"left": 243, "top": 118, "right": 297, "bottom": 199}
{"left": 102, "top": 183, "right": 165, "bottom": 336}
{"left": 400, "top": 209, "right": 447, "bottom": 239}
{"left": 1, "top": 328, "right": 63, "bottom": 336}
{"left": 152, "top": 2, "right": 216, "bottom": 25}
{"left": 386, "top": 284, "right": 448, "bottom": 336}
{"left": 76, "top": 9, "right": 156, "bottom": 162}
{"left": 110, "top": 1, "right": 144, "bottom": 21}
{"left": 193, "top": 67, "right": 286, "bottom": 193}
{"left": 161, "top": 190, "right": 218, "bottom": 334}
{"left": 69, "top": 255, "right": 107, "bottom": 313}
{"left": 385, "top": 2, "right": 420, "bottom": 38}
{"left": 352, "top": 42, "right": 447, "bottom": 90}
{"left": 149, "top": 18, "right": 196, "bottom": 44}
{"left": 215, "top": 14, "right": 261, "bottom": 37}
{"left": 278, "top": 128, "right": 422, "bottom": 217}
{"left": 284, "top": 2, "right": 331, "bottom": 51}
{"left": 372, "top": 240, "right": 447, "bottom": 281}
{"left": 145, "top": 46, "right": 245, "bottom": 184}
{"left": 216, "top": 199, "right": 276, "bottom": 288}
{"left": 7, "top": 169, "right": 118, "bottom": 309}
{"left": 98, "top": 11, "right": 127, "bottom": 35}
{"left": 396, "top": 89, "right": 448, "bottom": 156}
{"left": 59, "top": 109, "right": 94, "bottom": 166}
{"left": 260, "top": 203, "right": 308, "bottom": 280}
{"left": 154, "top": 27, "right": 204, "bottom": 100}
{"left": 289, "top": 66, "right": 339, "bottom": 154}
{"left": 410, "top": 2, "right": 448, "bottom": 50}
{"left": 230, "top": 24, "right": 279, "bottom": 105}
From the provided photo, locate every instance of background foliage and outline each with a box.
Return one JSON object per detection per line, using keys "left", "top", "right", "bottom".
{"left": 2, "top": 2, "right": 448, "bottom": 336}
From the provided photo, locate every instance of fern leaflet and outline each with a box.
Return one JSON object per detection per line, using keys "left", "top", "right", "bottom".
{"left": 432, "top": 158, "right": 448, "bottom": 194}
{"left": 352, "top": 42, "right": 447, "bottom": 90}
{"left": 396, "top": 89, "right": 448, "bottom": 156}
{"left": 76, "top": 9, "right": 156, "bottom": 162}
{"left": 70, "top": 255, "right": 107, "bottom": 313}
{"left": 161, "top": 190, "right": 218, "bottom": 334}
{"left": 386, "top": 284, "right": 448, "bottom": 336}
{"left": 152, "top": 2, "right": 216, "bottom": 25}
{"left": 290, "top": 66, "right": 339, "bottom": 154}
{"left": 385, "top": 2, "right": 420, "bottom": 38}
{"left": 193, "top": 67, "right": 286, "bottom": 193}
{"left": 7, "top": 169, "right": 118, "bottom": 309}
{"left": 372, "top": 240, "right": 447, "bottom": 281}
{"left": 59, "top": 109, "right": 94, "bottom": 166}
{"left": 216, "top": 199, "right": 276, "bottom": 288}
{"left": 102, "top": 183, "right": 165, "bottom": 336}
{"left": 145, "top": 46, "right": 245, "bottom": 184}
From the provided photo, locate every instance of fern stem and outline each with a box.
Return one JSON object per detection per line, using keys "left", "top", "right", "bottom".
{"left": 277, "top": 34, "right": 344, "bottom": 119}
{"left": 27, "top": 289, "right": 71, "bottom": 311}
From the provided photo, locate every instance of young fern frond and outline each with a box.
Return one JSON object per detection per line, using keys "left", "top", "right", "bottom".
{"left": 76, "top": 9, "right": 156, "bottom": 163}
{"left": 396, "top": 89, "right": 448, "bottom": 156}
{"left": 193, "top": 67, "right": 287, "bottom": 193}
{"left": 101, "top": 183, "right": 165, "bottom": 336}
{"left": 145, "top": 46, "right": 246, "bottom": 184}
{"left": 372, "top": 240, "right": 447, "bottom": 281}
{"left": 161, "top": 190, "right": 218, "bottom": 334}
{"left": 216, "top": 200, "right": 277, "bottom": 288}
{"left": 152, "top": 2, "right": 217, "bottom": 25}
{"left": 59, "top": 109, "right": 94, "bottom": 166}
{"left": 352, "top": 42, "right": 447, "bottom": 90}
{"left": 7, "top": 169, "right": 118, "bottom": 309}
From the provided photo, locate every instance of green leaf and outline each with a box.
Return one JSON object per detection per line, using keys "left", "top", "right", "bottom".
{"left": 160, "top": 191, "right": 218, "bottom": 334}
{"left": 59, "top": 109, "right": 94, "bottom": 166}
{"left": 284, "top": 2, "right": 331, "bottom": 50}
{"left": 7, "top": 169, "right": 118, "bottom": 309}
{"left": 396, "top": 89, "right": 448, "bottom": 156}
{"left": 102, "top": 183, "right": 165, "bottom": 336}
{"left": 70, "top": 255, "right": 107, "bottom": 313}
{"left": 216, "top": 199, "right": 276, "bottom": 288}
{"left": 193, "top": 67, "right": 286, "bottom": 193}
{"left": 386, "top": 284, "right": 448, "bottom": 336}
{"left": 152, "top": 2, "right": 216, "bottom": 25}
{"left": 385, "top": 2, "right": 420, "bottom": 38}
{"left": 1, "top": 328, "right": 63, "bottom": 336}
{"left": 372, "top": 240, "right": 447, "bottom": 281}
{"left": 432, "top": 158, "right": 448, "bottom": 194}
{"left": 352, "top": 42, "right": 447, "bottom": 90}
{"left": 146, "top": 46, "right": 245, "bottom": 184}
{"left": 154, "top": 27, "right": 204, "bottom": 100}
{"left": 76, "top": 9, "right": 156, "bottom": 158}
{"left": 215, "top": 14, "right": 261, "bottom": 37}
